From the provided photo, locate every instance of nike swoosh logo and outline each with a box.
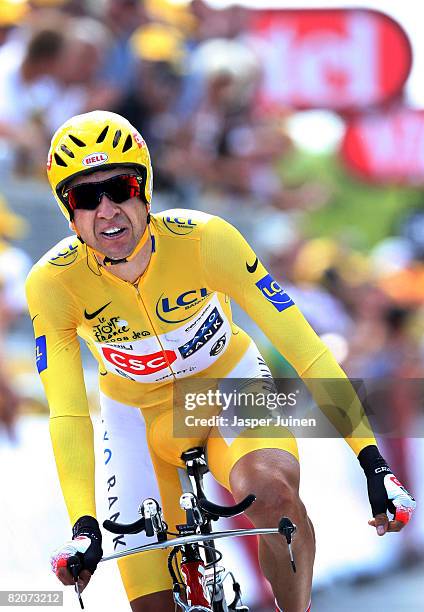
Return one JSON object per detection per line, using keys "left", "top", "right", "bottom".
{"left": 246, "top": 257, "right": 258, "bottom": 273}
{"left": 31, "top": 314, "right": 39, "bottom": 324}
{"left": 84, "top": 301, "right": 112, "bottom": 320}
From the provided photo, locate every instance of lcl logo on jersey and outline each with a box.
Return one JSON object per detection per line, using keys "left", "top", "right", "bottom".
{"left": 49, "top": 241, "right": 79, "bottom": 266}
{"left": 256, "top": 274, "right": 294, "bottom": 312}
{"left": 102, "top": 347, "right": 176, "bottom": 375}
{"left": 35, "top": 335, "right": 47, "bottom": 373}
{"left": 163, "top": 216, "right": 197, "bottom": 235}
{"left": 156, "top": 288, "right": 210, "bottom": 324}
{"left": 178, "top": 307, "right": 224, "bottom": 359}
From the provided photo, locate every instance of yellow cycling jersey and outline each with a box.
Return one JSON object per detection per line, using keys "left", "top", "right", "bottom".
{"left": 26, "top": 209, "right": 376, "bottom": 524}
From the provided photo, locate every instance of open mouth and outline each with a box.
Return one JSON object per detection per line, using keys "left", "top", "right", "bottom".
{"left": 100, "top": 227, "right": 127, "bottom": 239}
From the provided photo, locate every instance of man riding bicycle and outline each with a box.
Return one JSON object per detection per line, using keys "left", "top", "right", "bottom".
{"left": 26, "top": 111, "right": 415, "bottom": 612}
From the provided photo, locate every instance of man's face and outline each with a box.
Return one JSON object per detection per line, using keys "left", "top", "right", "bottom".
{"left": 69, "top": 167, "right": 148, "bottom": 261}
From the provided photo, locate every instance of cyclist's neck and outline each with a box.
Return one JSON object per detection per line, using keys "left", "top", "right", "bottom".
{"left": 91, "top": 230, "right": 153, "bottom": 283}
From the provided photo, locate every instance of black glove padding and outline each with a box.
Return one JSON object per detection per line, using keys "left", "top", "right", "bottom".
{"left": 358, "top": 445, "right": 415, "bottom": 524}
{"left": 72, "top": 515, "right": 103, "bottom": 574}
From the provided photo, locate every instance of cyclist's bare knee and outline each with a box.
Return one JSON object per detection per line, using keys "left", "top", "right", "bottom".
{"left": 130, "top": 589, "right": 173, "bottom": 612}
{"left": 229, "top": 448, "right": 302, "bottom": 523}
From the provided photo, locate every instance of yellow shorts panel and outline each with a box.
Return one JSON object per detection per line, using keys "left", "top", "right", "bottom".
{"left": 117, "top": 548, "right": 173, "bottom": 601}
{"left": 206, "top": 426, "right": 299, "bottom": 490}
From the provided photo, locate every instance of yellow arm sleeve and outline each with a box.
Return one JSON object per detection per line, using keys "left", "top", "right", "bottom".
{"left": 200, "top": 216, "right": 376, "bottom": 455}
{"left": 25, "top": 268, "right": 96, "bottom": 524}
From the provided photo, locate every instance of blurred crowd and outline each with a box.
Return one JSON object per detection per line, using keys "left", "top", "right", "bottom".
{"left": 0, "top": 1, "right": 423, "bottom": 543}
{"left": 0, "top": 0, "right": 289, "bottom": 191}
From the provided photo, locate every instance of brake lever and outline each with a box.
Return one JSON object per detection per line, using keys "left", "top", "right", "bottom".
{"left": 67, "top": 555, "right": 84, "bottom": 609}
{"left": 278, "top": 517, "right": 297, "bottom": 573}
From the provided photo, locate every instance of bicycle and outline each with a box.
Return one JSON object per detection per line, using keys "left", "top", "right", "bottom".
{"left": 68, "top": 447, "right": 297, "bottom": 611}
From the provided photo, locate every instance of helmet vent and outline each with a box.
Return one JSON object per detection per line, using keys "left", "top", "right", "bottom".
{"left": 54, "top": 153, "right": 67, "bottom": 167}
{"left": 68, "top": 134, "right": 86, "bottom": 147}
{"left": 96, "top": 126, "right": 109, "bottom": 143}
{"left": 60, "top": 144, "right": 75, "bottom": 158}
{"left": 122, "top": 134, "right": 133, "bottom": 153}
{"left": 113, "top": 129, "right": 122, "bottom": 148}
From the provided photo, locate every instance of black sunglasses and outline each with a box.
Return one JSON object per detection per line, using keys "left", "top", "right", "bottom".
{"left": 63, "top": 174, "right": 143, "bottom": 212}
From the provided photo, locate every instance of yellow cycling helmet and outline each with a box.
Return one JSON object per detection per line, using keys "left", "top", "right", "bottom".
{"left": 47, "top": 110, "right": 153, "bottom": 221}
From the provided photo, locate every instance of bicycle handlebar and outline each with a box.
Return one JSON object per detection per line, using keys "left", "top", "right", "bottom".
{"left": 103, "top": 493, "right": 255, "bottom": 536}
{"left": 103, "top": 516, "right": 146, "bottom": 535}
{"left": 198, "top": 494, "right": 256, "bottom": 518}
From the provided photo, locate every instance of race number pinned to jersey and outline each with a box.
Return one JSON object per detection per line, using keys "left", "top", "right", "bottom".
{"left": 256, "top": 274, "right": 294, "bottom": 312}
{"left": 35, "top": 335, "right": 47, "bottom": 373}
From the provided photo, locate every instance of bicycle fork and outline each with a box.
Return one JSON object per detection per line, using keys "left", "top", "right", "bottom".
{"left": 174, "top": 543, "right": 229, "bottom": 612}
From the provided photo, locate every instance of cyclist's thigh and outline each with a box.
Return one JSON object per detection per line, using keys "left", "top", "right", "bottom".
{"left": 100, "top": 394, "right": 184, "bottom": 602}
{"left": 130, "top": 590, "right": 174, "bottom": 612}
{"left": 206, "top": 341, "right": 299, "bottom": 490}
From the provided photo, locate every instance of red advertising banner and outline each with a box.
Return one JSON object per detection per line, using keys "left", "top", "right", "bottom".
{"left": 341, "top": 108, "right": 424, "bottom": 184}
{"left": 251, "top": 9, "right": 412, "bottom": 111}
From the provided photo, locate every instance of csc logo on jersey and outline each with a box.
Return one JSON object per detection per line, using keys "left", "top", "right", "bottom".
{"left": 49, "top": 242, "right": 79, "bottom": 266}
{"left": 156, "top": 288, "right": 210, "bottom": 324}
{"left": 163, "top": 216, "right": 197, "bottom": 235}
{"left": 256, "top": 274, "right": 294, "bottom": 312}
{"left": 102, "top": 347, "right": 176, "bottom": 376}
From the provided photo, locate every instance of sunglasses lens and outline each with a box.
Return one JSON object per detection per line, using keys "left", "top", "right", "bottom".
{"left": 66, "top": 175, "right": 141, "bottom": 211}
{"left": 67, "top": 183, "right": 98, "bottom": 211}
{"left": 106, "top": 175, "right": 140, "bottom": 204}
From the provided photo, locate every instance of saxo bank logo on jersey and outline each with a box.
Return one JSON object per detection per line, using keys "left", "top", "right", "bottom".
{"left": 178, "top": 307, "right": 224, "bottom": 359}
{"left": 256, "top": 274, "right": 294, "bottom": 312}
{"left": 156, "top": 288, "right": 210, "bottom": 323}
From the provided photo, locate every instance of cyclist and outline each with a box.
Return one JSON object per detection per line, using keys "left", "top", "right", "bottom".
{"left": 26, "top": 111, "right": 415, "bottom": 612}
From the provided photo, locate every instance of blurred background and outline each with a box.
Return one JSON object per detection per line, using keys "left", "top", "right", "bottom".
{"left": 0, "top": 0, "right": 423, "bottom": 609}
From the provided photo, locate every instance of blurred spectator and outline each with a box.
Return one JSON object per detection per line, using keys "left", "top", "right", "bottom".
{"left": 46, "top": 16, "right": 114, "bottom": 130}
{"left": 173, "top": 38, "right": 291, "bottom": 204}
{"left": 0, "top": 18, "right": 67, "bottom": 174}
{"left": 0, "top": 0, "right": 28, "bottom": 46}
{"left": 0, "top": 194, "right": 32, "bottom": 440}
{"left": 96, "top": 0, "right": 145, "bottom": 105}
{"left": 144, "top": 0, "right": 196, "bottom": 34}
{"left": 374, "top": 209, "right": 424, "bottom": 306}
{"left": 190, "top": 0, "right": 251, "bottom": 43}
{"left": 115, "top": 23, "right": 187, "bottom": 195}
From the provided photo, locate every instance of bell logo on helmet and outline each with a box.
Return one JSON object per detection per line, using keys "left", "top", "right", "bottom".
{"left": 133, "top": 132, "right": 145, "bottom": 148}
{"left": 82, "top": 152, "right": 109, "bottom": 167}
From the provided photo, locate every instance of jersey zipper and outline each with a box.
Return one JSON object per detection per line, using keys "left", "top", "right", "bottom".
{"left": 133, "top": 283, "right": 178, "bottom": 383}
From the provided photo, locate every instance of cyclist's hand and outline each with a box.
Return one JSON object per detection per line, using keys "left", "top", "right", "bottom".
{"left": 358, "top": 445, "right": 416, "bottom": 535}
{"left": 51, "top": 516, "right": 103, "bottom": 591}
